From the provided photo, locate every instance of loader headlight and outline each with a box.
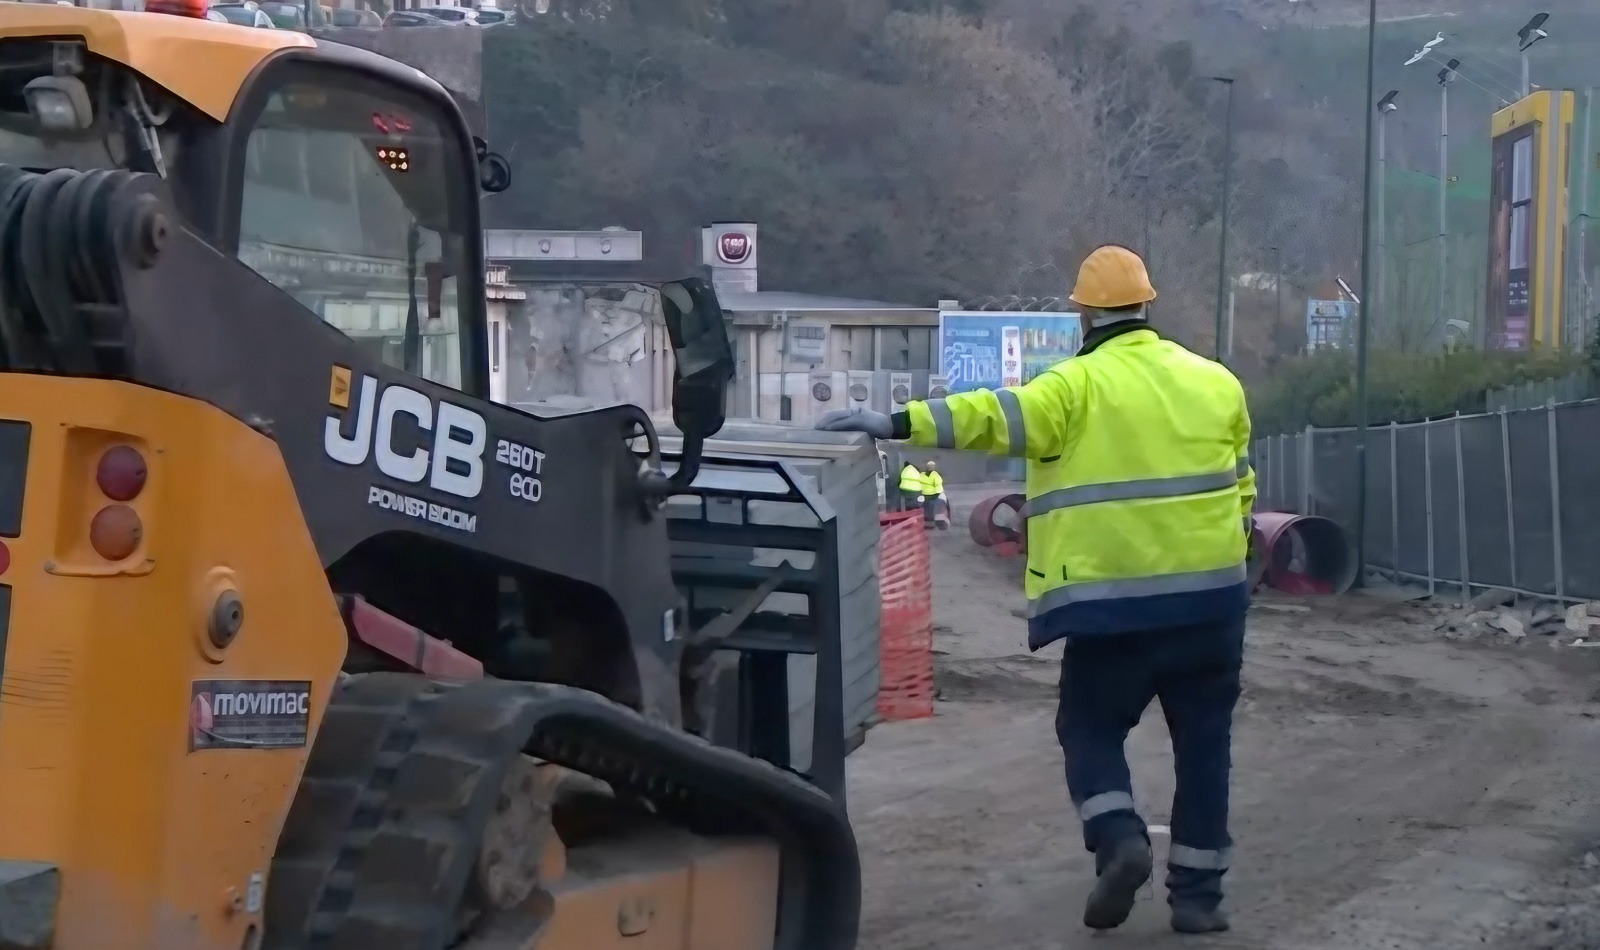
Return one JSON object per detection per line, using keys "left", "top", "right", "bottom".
{"left": 23, "top": 76, "right": 93, "bottom": 133}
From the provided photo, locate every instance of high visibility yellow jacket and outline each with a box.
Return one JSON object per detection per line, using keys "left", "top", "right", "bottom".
{"left": 898, "top": 463, "right": 924, "bottom": 493}
{"left": 921, "top": 470, "right": 944, "bottom": 496}
{"left": 901, "top": 326, "right": 1254, "bottom": 648}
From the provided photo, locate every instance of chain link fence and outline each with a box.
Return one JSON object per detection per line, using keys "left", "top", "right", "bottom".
{"left": 1252, "top": 399, "right": 1600, "bottom": 604}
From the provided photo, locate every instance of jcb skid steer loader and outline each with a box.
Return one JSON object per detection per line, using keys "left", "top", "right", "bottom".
{"left": 0, "top": 8, "right": 860, "bottom": 950}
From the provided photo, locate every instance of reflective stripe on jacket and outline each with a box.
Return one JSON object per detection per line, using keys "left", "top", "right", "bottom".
{"left": 898, "top": 464, "right": 924, "bottom": 492}
{"left": 921, "top": 470, "right": 944, "bottom": 496}
{"left": 903, "top": 326, "right": 1255, "bottom": 648}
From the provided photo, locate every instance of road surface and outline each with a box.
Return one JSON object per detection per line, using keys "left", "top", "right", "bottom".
{"left": 848, "top": 487, "right": 1600, "bottom": 949}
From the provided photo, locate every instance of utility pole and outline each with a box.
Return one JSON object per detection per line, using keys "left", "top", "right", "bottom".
{"left": 1376, "top": 90, "right": 1399, "bottom": 344}
{"left": 1437, "top": 60, "right": 1458, "bottom": 349}
{"left": 1212, "top": 76, "right": 1237, "bottom": 362}
{"left": 1273, "top": 245, "right": 1284, "bottom": 335}
{"left": 1580, "top": 87, "right": 1594, "bottom": 348}
{"left": 1354, "top": 0, "right": 1380, "bottom": 588}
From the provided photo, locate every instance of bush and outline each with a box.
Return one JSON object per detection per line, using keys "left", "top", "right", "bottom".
{"left": 1247, "top": 348, "right": 1587, "bottom": 434}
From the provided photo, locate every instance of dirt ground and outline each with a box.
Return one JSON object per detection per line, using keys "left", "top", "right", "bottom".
{"left": 847, "top": 486, "right": 1600, "bottom": 950}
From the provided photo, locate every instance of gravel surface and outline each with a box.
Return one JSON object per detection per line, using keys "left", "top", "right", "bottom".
{"left": 847, "top": 486, "right": 1600, "bottom": 950}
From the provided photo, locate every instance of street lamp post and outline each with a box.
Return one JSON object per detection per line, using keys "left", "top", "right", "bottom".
{"left": 1376, "top": 90, "right": 1398, "bottom": 346}
{"left": 1436, "top": 60, "right": 1458, "bottom": 348}
{"left": 1518, "top": 13, "right": 1549, "bottom": 98}
{"left": 1354, "top": 0, "right": 1380, "bottom": 589}
{"left": 1213, "top": 76, "right": 1237, "bottom": 362}
{"left": 1273, "top": 245, "right": 1284, "bottom": 336}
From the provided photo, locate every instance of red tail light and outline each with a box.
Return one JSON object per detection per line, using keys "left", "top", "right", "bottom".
{"left": 96, "top": 446, "right": 147, "bottom": 501}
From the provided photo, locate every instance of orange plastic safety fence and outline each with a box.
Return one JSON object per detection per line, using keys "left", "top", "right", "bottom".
{"left": 877, "top": 510, "right": 934, "bottom": 721}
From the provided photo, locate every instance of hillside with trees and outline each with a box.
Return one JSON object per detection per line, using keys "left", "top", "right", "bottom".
{"left": 479, "top": 0, "right": 1600, "bottom": 408}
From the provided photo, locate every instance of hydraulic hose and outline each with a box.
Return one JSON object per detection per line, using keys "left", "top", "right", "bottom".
{"left": 0, "top": 164, "right": 154, "bottom": 376}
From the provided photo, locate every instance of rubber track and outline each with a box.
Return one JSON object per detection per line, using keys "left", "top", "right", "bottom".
{"left": 264, "top": 673, "right": 861, "bottom": 950}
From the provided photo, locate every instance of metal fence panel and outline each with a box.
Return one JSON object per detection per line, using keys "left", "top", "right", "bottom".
{"left": 1427, "top": 420, "right": 1462, "bottom": 586}
{"left": 1459, "top": 412, "right": 1513, "bottom": 591}
{"left": 1283, "top": 433, "right": 1302, "bottom": 513}
{"left": 1395, "top": 425, "right": 1431, "bottom": 578}
{"left": 1555, "top": 401, "right": 1600, "bottom": 599}
{"left": 1310, "top": 429, "right": 1360, "bottom": 527}
{"left": 1365, "top": 427, "right": 1395, "bottom": 571}
{"left": 1507, "top": 408, "right": 1557, "bottom": 596}
{"left": 1252, "top": 438, "right": 1273, "bottom": 510}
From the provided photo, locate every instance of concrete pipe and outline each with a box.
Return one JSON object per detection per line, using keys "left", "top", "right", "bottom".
{"left": 967, "top": 492, "right": 1026, "bottom": 553}
{"left": 1254, "top": 511, "right": 1357, "bottom": 595}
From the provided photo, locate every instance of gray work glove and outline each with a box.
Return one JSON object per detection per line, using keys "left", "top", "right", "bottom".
{"left": 814, "top": 407, "right": 894, "bottom": 440}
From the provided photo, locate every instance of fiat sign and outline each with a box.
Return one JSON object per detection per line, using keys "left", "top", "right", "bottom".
{"left": 717, "top": 231, "right": 752, "bottom": 265}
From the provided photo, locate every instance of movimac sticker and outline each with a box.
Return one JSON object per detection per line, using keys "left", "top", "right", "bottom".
{"left": 190, "top": 680, "right": 312, "bottom": 751}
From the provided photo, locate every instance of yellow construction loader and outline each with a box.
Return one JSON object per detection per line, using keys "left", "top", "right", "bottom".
{"left": 0, "top": 7, "right": 860, "bottom": 949}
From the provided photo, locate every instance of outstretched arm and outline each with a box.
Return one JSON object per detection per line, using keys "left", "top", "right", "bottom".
{"left": 900, "top": 372, "right": 1073, "bottom": 459}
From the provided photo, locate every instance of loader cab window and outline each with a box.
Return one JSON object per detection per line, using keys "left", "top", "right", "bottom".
{"left": 234, "top": 68, "right": 476, "bottom": 390}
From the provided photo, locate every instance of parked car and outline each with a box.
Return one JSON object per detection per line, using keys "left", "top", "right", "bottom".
{"left": 475, "top": 7, "right": 510, "bottom": 25}
{"left": 327, "top": 6, "right": 381, "bottom": 26}
{"left": 255, "top": 0, "right": 326, "bottom": 29}
{"left": 380, "top": 9, "right": 435, "bottom": 25}
{"left": 411, "top": 4, "right": 477, "bottom": 22}
{"left": 209, "top": 2, "right": 277, "bottom": 27}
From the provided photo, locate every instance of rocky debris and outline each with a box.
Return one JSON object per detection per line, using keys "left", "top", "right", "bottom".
{"left": 1487, "top": 613, "right": 1526, "bottom": 639}
{"left": 1564, "top": 602, "right": 1600, "bottom": 634}
{"left": 1425, "top": 590, "right": 1591, "bottom": 644}
{"left": 1467, "top": 587, "right": 1518, "bottom": 611}
{"left": 1437, "top": 604, "right": 1566, "bottom": 643}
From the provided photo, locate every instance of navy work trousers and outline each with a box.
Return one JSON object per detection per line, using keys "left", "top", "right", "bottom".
{"left": 1054, "top": 612, "right": 1246, "bottom": 909}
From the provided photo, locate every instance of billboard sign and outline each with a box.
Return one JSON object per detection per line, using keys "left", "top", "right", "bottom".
{"left": 1305, "top": 299, "right": 1355, "bottom": 351}
{"left": 1485, "top": 91, "right": 1573, "bottom": 350}
{"left": 938, "top": 311, "right": 1082, "bottom": 394}
{"left": 1487, "top": 124, "right": 1536, "bottom": 349}
{"left": 786, "top": 319, "right": 828, "bottom": 364}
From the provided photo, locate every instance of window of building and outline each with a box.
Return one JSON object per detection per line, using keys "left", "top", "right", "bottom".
{"left": 878, "top": 327, "right": 934, "bottom": 370}
{"left": 236, "top": 69, "right": 474, "bottom": 390}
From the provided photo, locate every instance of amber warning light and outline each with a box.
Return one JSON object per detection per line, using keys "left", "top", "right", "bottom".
{"left": 377, "top": 146, "right": 410, "bottom": 172}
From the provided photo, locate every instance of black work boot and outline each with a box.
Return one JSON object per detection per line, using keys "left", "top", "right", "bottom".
{"left": 1083, "top": 836, "right": 1153, "bottom": 930}
{"left": 1171, "top": 903, "right": 1230, "bottom": 934}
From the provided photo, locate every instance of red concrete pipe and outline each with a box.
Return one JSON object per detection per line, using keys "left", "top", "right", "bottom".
{"left": 968, "top": 492, "right": 1027, "bottom": 550}
{"left": 1253, "top": 511, "right": 1357, "bottom": 595}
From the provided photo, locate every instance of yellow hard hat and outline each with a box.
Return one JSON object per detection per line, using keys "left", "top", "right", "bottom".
{"left": 1069, "top": 245, "right": 1157, "bottom": 309}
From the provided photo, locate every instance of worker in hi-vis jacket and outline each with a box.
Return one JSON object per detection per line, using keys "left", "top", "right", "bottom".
{"left": 815, "top": 244, "right": 1254, "bottom": 935}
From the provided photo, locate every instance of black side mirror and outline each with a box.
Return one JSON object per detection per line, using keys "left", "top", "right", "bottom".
{"left": 473, "top": 137, "right": 512, "bottom": 193}
{"left": 479, "top": 153, "right": 511, "bottom": 193}
{"left": 650, "top": 277, "right": 733, "bottom": 493}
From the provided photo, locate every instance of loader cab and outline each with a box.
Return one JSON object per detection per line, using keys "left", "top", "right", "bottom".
{"left": 0, "top": 24, "right": 492, "bottom": 397}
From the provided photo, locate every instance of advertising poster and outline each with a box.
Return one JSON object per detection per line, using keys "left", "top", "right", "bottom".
{"left": 846, "top": 370, "right": 873, "bottom": 408}
{"left": 889, "top": 372, "right": 913, "bottom": 407}
{"left": 809, "top": 369, "right": 837, "bottom": 413}
{"left": 1304, "top": 299, "right": 1355, "bottom": 351}
{"left": 928, "top": 374, "right": 950, "bottom": 399}
{"left": 1486, "top": 123, "right": 1536, "bottom": 350}
{"left": 786, "top": 320, "right": 828, "bottom": 364}
{"left": 938, "top": 311, "right": 1082, "bottom": 394}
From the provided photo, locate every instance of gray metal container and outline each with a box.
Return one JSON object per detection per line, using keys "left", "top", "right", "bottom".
{"left": 654, "top": 418, "right": 883, "bottom": 770}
